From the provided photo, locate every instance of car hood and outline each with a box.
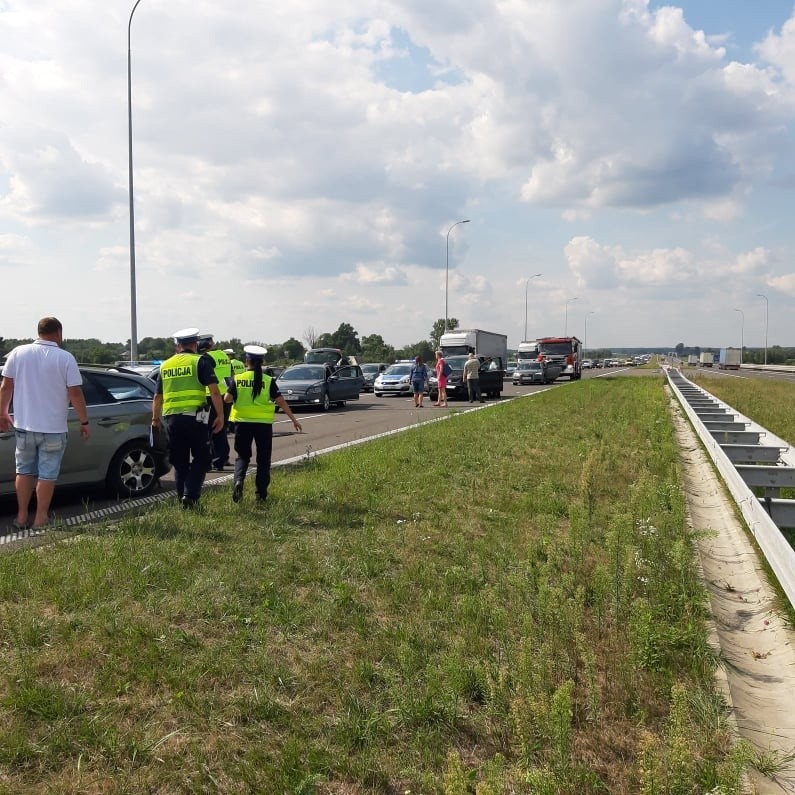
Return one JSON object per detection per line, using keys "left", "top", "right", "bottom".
{"left": 278, "top": 378, "right": 324, "bottom": 390}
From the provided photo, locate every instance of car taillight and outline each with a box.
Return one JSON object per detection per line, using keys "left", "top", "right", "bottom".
{"left": 566, "top": 354, "right": 574, "bottom": 365}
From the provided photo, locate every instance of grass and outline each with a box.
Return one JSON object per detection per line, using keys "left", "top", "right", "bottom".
{"left": 0, "top": 376, "right": 751, "bottom": 793}
{"left": 689, "top": 371, "right": 795, "bottom": 445}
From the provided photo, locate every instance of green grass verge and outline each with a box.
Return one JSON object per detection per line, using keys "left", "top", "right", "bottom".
{"left": 0, "top": 377, "right": 752, "bottom": 793}
{"left": 689, "top": 372, "right": 795, "bottom": 445}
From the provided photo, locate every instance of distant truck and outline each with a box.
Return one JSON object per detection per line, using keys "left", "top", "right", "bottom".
{"left": 438, "top": 328, "right": 508, "bottom": 399}
{"left": 687, "top": 354, "right": 699, "bottom": 366}
{"left": 516, "top": 340, "right": 539, "bottom": 361}
{"left": 535, "top": 336, "right": 583, "bottom": 380}
{"left": 718, "top": 348, "right": 742, "bottom": 370}
{"left": 699, "top": 352, "right": 714, "bottom": 367}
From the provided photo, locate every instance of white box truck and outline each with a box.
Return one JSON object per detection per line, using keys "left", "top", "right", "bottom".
{"left": 699, "top": 352, "right": 714, "bottom": 367}
{"left": 718, "top": 348, "right": 742, "bottom": 370}
{"left": 438, "top": 329, "right": 508, "bottom": 399}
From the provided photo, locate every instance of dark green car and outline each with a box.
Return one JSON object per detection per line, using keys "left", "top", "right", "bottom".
{"left": 0, "top": 366, "right": 170, "bottom": 498}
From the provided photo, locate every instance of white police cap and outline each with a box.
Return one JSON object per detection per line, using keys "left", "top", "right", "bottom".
{"left": 172, "top": 327, "right": 199, "bottom": 343}
{"left": 243, "top": 344, "right": 268, "bottom": 358}
{"left": 223, "top": 348, "right": 235, "bottom": 355}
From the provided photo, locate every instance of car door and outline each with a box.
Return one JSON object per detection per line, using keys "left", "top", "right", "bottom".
{"left": 58, "top": 371, "right": 155, "bottom": 487}
{"left": 334, "top": 365, "right": 363, "bottom": 401}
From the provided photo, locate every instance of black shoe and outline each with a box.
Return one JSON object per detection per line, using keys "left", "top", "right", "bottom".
{"left": 232, "top": 481, "right": 244, "bottom": 503}
{"left": 181, "top": 496, "right": 197, "bottom": 510}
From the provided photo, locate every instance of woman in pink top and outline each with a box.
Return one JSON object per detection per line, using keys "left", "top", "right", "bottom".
{"left": 433, "top": 350, "right": 448, "bottom": 407}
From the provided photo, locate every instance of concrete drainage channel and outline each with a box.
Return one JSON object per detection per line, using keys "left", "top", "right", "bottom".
{"left": 666, "top": 366, "right": 795, "bottom": 608}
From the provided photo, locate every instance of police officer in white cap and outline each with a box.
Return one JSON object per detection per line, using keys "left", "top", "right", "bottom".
{"left": 152, "top": 328, "right": 224, "bottom": 509}
{"left": 224, "top": 344, "right": 302, "bottom": 503}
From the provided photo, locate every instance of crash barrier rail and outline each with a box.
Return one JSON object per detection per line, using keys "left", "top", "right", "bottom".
{"left": 665, "top": 366, "right": 795, "bottom": 609}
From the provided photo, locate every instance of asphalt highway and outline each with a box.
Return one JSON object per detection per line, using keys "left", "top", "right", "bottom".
{"left": 0, "top": 368, "right": 623, "bottom": 533}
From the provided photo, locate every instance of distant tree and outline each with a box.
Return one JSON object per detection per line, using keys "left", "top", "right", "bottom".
{"left": 138, "top": 337, "right": 174, "bottom": 360}
{"left": 282, "top": 337, "right": 305, "bottom": 361}
{"left": 675, "top": 342, "right": 685, "bottom": 357}
{"left": 399, "top": 340, "right": 435, "bottom": 362}
{"left": 303, "top": 326, "right": 320, "bottom": 349}
{"left": 323, "top": 323, "right": 362, "bottom": 355}
{"left": 430, "top": 318, "right": 459, "bottom": 349}
{"left": 360, "top": 334, "right": 395, "bottom": 363}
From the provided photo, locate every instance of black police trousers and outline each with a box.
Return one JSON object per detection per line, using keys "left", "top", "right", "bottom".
{"left": 233, "top": 422, "right": 274, "bottom": 500}
{"left": 165, "top": 414, "right": 211, "bottom": 501}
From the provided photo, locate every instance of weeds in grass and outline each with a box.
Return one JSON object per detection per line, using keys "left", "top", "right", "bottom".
{"left": 0, "top": 376, "right": 751, "bottom": 792}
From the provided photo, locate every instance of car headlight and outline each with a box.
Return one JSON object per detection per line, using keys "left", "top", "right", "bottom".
{"left": 307, "top": 385, "right": 321, "bottom": 395}
{"left": 400, "top": 376, "right": 409, "bottom": 384}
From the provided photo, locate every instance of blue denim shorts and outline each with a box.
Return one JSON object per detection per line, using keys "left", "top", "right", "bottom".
{"left": 15, "top": 431, "right": 68, "bottom": 481}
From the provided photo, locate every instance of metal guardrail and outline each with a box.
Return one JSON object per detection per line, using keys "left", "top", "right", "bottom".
{"left": 666, "top": 367, "right": 795, "bottom": 608}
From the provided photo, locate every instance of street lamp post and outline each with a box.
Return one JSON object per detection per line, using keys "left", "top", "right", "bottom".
{"left": 524, "top": 273, "right": 542, "bottom": 341}
{"left": 734, "top": 308, "right": 744, "bottom": 364}
{"left": 445, "top": 219, "right": 470, "bottom": 332}
{"left": 584, "top": 311, "right": 595, "bottom": 353}
{"left": 756, "top": 293, "right": 768, "bottom": 365}
{"left": 128, "top": 0, "right": 144, "bottom": 364}
{"left": 564, "top": 296, "right": 579, "bottom": 336}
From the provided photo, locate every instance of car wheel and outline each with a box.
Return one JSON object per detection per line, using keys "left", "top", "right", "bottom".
{"left": 337, "top": 401, "right": 346, "bottom": 408}
{"left": 322, "top": 392, "right": 331, "bottom": 411}
{"left": 374, "top": 393, "right": 382, "bottom": 397}
{"left": 106, "top": 440, "right": 159, "bottom": 497}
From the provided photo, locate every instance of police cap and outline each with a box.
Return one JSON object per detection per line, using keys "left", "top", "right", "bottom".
{"left": 173, "top": 327, "right": 199, "bottom": 343}
{"left": 223, "top": 348, "right": 235, "bottom": 356}
{"left": 243, "top": 344, "right": 268, "bottom": 359}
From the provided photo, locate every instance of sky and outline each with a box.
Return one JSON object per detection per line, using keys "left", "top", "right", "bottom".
{"left": 2, "top": 1, "right": 795, "bottom": 352}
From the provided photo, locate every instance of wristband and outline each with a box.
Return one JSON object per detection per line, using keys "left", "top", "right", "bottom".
{"left": 80, "top": 421, "right": 89, "bottom": 426}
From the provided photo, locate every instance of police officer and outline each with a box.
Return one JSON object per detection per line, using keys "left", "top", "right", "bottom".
{"left": 224, "top": 345, "right": 302, "bottom": 504}
{"left": 152, "top": 328, "right": 224, "bottom": 509}
{"left": 225, "top": 348, "right": 246, "bottom": 377}
{"left": 197, "top": 333, "right": 232, "bottom": 470}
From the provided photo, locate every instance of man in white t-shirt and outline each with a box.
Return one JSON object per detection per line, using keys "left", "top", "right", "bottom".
{"left": 0, "top": 317, "right": 90, "bottom": 530}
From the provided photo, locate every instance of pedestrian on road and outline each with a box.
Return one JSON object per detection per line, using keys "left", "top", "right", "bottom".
{"left": 224, "top": 345, "right": 302, "bottom": 504}
{"left": 463, "top": 352, "right": 483, "bottom": 403}
{"left": 409, "top": 355, "right": 429, "bottom": 408}
{"left": 0, "top": 316, "right": 90, "bottom": 530}
{"left": 152, "top": 328, "right": 224, "bottom": 509}
{"left": 433, "top": 349, "right": 449, "bottom": 407}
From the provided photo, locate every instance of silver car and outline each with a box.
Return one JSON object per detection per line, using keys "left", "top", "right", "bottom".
{"left": 0, "top": 366, "right": 170, "bottom": 498}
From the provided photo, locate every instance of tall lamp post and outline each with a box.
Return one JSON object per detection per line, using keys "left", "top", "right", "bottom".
{"left": 524, "top": 273, "right": 542, "bottom": 341}
{"left": 734, "top": 307, "right": 744, "bottom": 364}
{"left": 564, "top": 296, "right": 579, "bottom": 336}
{"left": 128, "top": 0, "right": 144, "bottom": 363}
{"left": 584, "top": 311, "right": 595, "bottom": 353}
{"left": 756, "top": 293, "right": 768, "bottom": 365}
{"left": 445, "top": 219, "right": 470, "bottom": 332}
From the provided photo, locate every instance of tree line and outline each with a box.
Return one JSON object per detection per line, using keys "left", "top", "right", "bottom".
{"left": 4, "top": 328, "right": 790, "bottom": 366}
{"left": 0, "top": 318, "right": 463, "bottom": 367}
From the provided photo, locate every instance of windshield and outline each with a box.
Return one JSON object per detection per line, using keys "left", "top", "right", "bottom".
{"left": 538, "top": 342, "right": 575, "bottom": 356}
{"left": 517, "top": 362, "right": 541, "bottom": 370}
{"left": 279, "top": 366, "right": 326, "bottom": 381}
{"left": 384, "top": 364, "right": 412, "bottom": 376}
{"left": 444, "top": 355, "right": 468, "bottom": 370}
{"left": 361, "top": 364, "right": 382, "bottom": 374}
{"left": 304, "top": 349, "right": 341, "bottom": 365}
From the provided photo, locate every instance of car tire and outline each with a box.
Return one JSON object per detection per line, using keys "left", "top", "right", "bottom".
{"left": 321, "top": 392, "right": 331, "bottom": 411}
{"left": 374, "top": 393, "right": 382, "bottom": 397}
{"left": 106, "top": 440, "right": 159, "bottom": 497}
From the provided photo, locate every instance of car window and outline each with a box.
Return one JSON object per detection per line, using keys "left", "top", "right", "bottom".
{"left": 87, "top": 372, "right": 153, "bottom": 403}
{"left": 384, "top": 364, "right": 412, "bottom": 375}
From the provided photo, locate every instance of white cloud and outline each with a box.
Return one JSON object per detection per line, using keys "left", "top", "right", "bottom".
{"left": 0, "top": 0, "right": 794, "bottom": 349}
